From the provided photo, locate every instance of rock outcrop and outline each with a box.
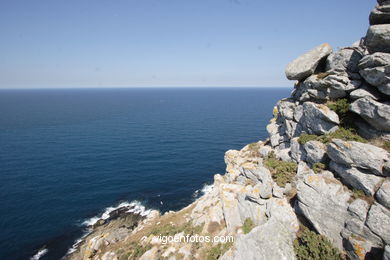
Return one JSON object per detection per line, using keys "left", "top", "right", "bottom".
{"left": 65, "top": 3, "right": 390, "bottom": 260}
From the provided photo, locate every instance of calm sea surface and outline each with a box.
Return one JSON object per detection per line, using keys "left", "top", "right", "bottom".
{"left": 0, "top": 87, "right": 290, "bottom": 259}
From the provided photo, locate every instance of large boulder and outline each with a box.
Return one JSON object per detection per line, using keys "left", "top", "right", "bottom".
{"left": 296, "top": 172, "right": 351, "bottom": 249}
{"left": 327, "top": 139, "right": 389, "bottom": 176}
{"left": 366, "top": 203, "right": 390, "bottom": 244}
{"left": 303, "top": 140, "right": 327, "bottom": 165}
{"left": 286, "top": 43, "right": 332, "bottom": 81}
{"left": 294, "top": 102, "right": 339, "bottom": 135}
{"left": 330, "top": 161, "right": 384, "bottom": 196}
{"left": 326, "top": 48, "right": 363, "bottom": 74}
{"left": 350, "top": 84, "right": 382, "bottom": 100}
{"left": 350, "top": 97, "right": 390, "bottom": 131}
{"left": 365, "top": 24, "right": 390, "bottom": 53}
{"left": 370, "top": 1, "right": 390, "bottom": 25}
{"left": 358, "top": 52, "right": 390, "bottom": 95}
{"left": 376, "top": 179, "right": 390, "bottom": 208}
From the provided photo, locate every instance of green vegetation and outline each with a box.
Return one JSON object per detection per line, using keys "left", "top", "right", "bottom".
{"left": 206, "top": 242, "right": 233, "bottom": 260}
{"left": 327, "top": 98, "right": 350, "bottom": 116}
{"left": 150, "top": 222, "right": 203, "bottom": 237}
{"left": 312, "top": 162, "right": 326, "bottom": 174}
{"left": 293, "top": 226, "right": 342, "bottom": 260}
{"left": 298, "top": 127, "right": 367, "bottom": 145}
{"left": 242, "top": 218, "right": 255, "bottom": 234}
{"left": 298, "top": 133, "right": 319, "bottom": 145}
{"left": 264, "top": 152, "right": 297, "bottom": 187}
{"left": 120, "top": 243, "right": 152, "bottom": 260}
{"left": 351, "top": 189, "right": 366, "bottom": 200}
{"left": 383, "top": 140, "right": 390, "bottom": 152}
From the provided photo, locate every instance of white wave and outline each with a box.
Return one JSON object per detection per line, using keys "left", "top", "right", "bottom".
{"left": 82, "top": 200, "right": 151, "bottom": 226}
{"left": 30, "top": 248, "right": 48, "bottom": 260}
{"left": 200, "top": 184, "right": 214, "bottom": 195}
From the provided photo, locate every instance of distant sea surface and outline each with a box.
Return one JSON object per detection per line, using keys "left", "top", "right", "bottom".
{"left": 0, "top": 87, "right": 290, "bottom": 260}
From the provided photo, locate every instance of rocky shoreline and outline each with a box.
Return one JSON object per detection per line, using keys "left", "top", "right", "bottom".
{"left": 65, "top": 2, "right": 390, "bottom": 259}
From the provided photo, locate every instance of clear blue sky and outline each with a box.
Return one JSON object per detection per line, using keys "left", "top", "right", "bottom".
{"left": 0, "top": 0, "right": 375, "bottom": 88}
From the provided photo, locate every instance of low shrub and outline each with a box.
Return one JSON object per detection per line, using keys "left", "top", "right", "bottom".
{"left": 293, "top": 226, "right": 342, "bottom": 260}
{"left": 327, "top": 98, "right": 350, "bottom": 116}
{"left": 206, "top": 242, "right": 233, "bottom": 260}
{"left": 264, "top": 155, "right": 297, "bottom": 187}
{"left": 298, "top": 133, "right": 319, "bottom": 145}
{"left": 298, "top": 128, "right": 367, "bottom": 145}
{"left": 312, "top": 162, "right": 326, "bottom": 174}
{"left": 242, "top": 218, "right": 255, "bottom": 234}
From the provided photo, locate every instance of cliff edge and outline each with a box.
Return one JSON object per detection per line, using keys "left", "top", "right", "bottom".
{"left": 66, "top": 2, "right": 390, "bottom": 259}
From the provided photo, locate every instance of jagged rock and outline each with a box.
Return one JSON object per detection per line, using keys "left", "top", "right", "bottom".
{"left": 326, "top": 48, "right": 363, "bottom": 74}
{"left": 330, "top": 161, "right": 384, "bottom": 196}
{"left": 376, "top": 179, "right": 390, "bottom": 208}
{"left": 296, "top": 173, "right": 351, "bottom": 249}
{"left": 370, "top": 1, "right": 390, "bottom": 25}
{"left": 343, "top": 234, "right": 374, "bottom": 260}
{"left": 101, "top": 252, "right": 118, "bottom": 260}
{"left": 365, "top": 24, "right": 390, "bottom": 53}
{"left": 277, "top": 99, "right": 297, "bottom": 120}
{"left": 327, "top": 139, "right": 389, "bottom": 176}
{"left": 274, "top": 148, "right": 292, "bottom": 162}
{"left": 303, "top": 140, "right": 327, "bottom": 165}
{"left": 350, "top": 97, "right": 390, "bottom": 131}
{"left": 359, "top": 52, "right": 390, "bottom": 95}
{"left": 354, "top": 119, "right": 390, "bottom": 141}
{"left": 384, "top": 245, "right": 390, "bottom": 260}
{"left": 290, "top": 138, "right": 306, "bottom": 162}
{"left": 366, "top": 203, "right": 390, "bottom": 244}
{"left": 296, "top": 161, "right": 314, "bottom": 179}
{"left": 259, "top": 145, "right": 273, "bottom": 158}
{"left": 350, "top": 84, "right": 382, "bottom": 100}
{"left": 230, "top": 217, "right": 297, "bottom": 260}
{"left": 296, "top": 102, "right": 339, "bottom": 135}
{"left": 140, "top": 247, "right": 158, "bottom": 260}
{"left": 286, "top": 43, "right": 332, "bottom": 81}
{"left": 348, "top": 199, "right": 369, "bottom": 221}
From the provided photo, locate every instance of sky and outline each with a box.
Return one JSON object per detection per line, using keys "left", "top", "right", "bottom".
{"left": 0, "top": 0, "right": 375, "bottom": 88}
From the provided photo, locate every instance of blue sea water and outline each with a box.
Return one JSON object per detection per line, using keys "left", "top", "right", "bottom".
{"left": 0, "top": 87, "right": 290, "bottom": 260}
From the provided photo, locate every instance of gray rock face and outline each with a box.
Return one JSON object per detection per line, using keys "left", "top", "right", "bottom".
{"left": 296, "top": 173, "right": 351, "bottom": 249}
{"left": 359, "top": 52, "right": 390, "bottom": 95}
{"left": 330, "top": 161, "right": 384, "bottom": 196}
{"left": 376, "top": 179, "right": 390, "bottom": 208}
{"left": 286, "top": 43, "right": 332, "bottom": 81}
{"left": 326, "top": 48, "right": 363, "bottom": 74}
{"left": 370, "top": 2, "right": 390, "bottom": 25}
{"left": 327, "top": 139, "right": 389, "bottom": 176}
{"left": 303, "top": 140, "right": 327, "bottom": 165}
{"left": 350, "top": 97, "right": 390, "bottom": 131}
{"left": 232, "top": 217, "right": 297, "bottom": 260}
{"left": 366, "top": 203, "right": 390, "bottom": 244}
{"left": 298, "top": 102, "right": 339, "bottom": 135}
{"left": 350, "top": 84, "right": 382, "bottom": 100}
{"left": 365, "top": 24, "right": 390, "bottom": 53}
{"left": 384, "top": 245, "right": 390, "bottom": 260}
{"left": 348, "top": 199, "right": 369, "bottom": 221}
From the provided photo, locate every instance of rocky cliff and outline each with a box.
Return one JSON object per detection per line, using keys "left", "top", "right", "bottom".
{"left": 66, "top": 2, "right": 390, "bottom": 260}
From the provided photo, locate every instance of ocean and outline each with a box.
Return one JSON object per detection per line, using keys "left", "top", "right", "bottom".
{"left": 0, "top": 87, "right": 290, "bottom": 259}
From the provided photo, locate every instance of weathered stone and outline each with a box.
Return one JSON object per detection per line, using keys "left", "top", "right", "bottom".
{"left": 348, "top": 199, "right": 369, "bottom": 221}
{"left": 359, "top": 52, "right": 390, "bottom": 95}
{"left": 343, "top": 233, "right": 376, "bottom": 260}
{"left": 290, "top": 137, "right": 306, "bottom": 162}
{"left": 330, "top": 161, "right": 384, "bottom": 196}
{"left": 286, "top": 43, "right": 332, "bottom": 81}
{"left": 350, "top": 84, "right": 382, "bottom": 100}
{"left": 365, "top": 24, "right": 390, "bottom": 53}
{"left": 376, "top": 179, "right": 390, "bottom": 208}
{"left": 366, "top": 203, "right": 390, "bottom": 244}
{"left": 303, "top": 140, "right": 327, "bottom": 165}
{"left": 231, "top": 217, "right": 297, "bottom": 260}
{"left": 297, "top": 102, "right": 339, "bottom": 135}
{"left": 370, "top": 2, "right": 390, "bottom": 25}
{"left": 326, "top": 48, "right": 363, "bottom": 73}
{"left": 296, "top": 173, "right": 351, "bottom": 249}
{"left": 350, "top": 97, "right": 390, "bottom": 131}
{"left": 384, "top": 245, "right": 390, "bottom": 260}
{"left": 327, "top": 139, "right": 389, "bottom": 176}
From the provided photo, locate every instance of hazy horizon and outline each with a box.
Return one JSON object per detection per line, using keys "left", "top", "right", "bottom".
{"left": 0, "top": 0, "right": 374, "bottom": 89}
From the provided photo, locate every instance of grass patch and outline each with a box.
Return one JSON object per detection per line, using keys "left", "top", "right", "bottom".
{"left": 205, "top": 242, "right": 233, "bottom": 260}
{"left": 150, "top": 222, "right": 203, "bottom": 237}
{"left": 242, "top": 218, "right": 255, "bottom": 234}
{"left": 293, "top": 226, "right": 342, "bottom": 260}
{"left": 384, "top": 140, "right": 390, "bottom": 152}
{"left": 327, "top": 98, "right": 349, "bottom": 116}
{"left": 298, "top": 128, "right": 367, "bottom": 145}
{"left": 264, "top": 152, "right": 297, "bottom": 188}
{"left": 312, "top": 162, "right": 326, "bottom": 174}
{"left": 298, "top": 133, "right": 319, "bottom": 145}
{"left": 120, "top": 243, "right": 152, "bottom": 260}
